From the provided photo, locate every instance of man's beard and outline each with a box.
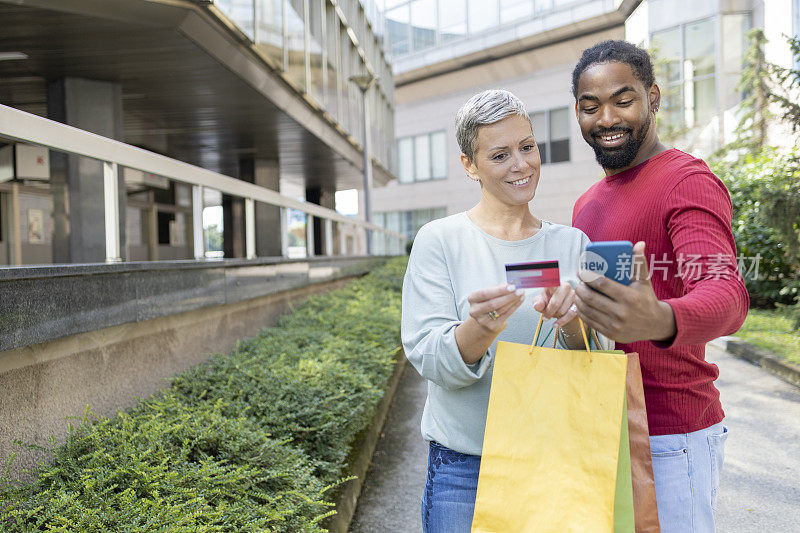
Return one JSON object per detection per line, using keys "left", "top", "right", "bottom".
{"left": 589, "top": 112, "right": 650, "bottom": 170}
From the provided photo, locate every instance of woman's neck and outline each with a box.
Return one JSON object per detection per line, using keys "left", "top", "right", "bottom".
{"left": 468, "top": 199, "right": 541, "bottom": 241}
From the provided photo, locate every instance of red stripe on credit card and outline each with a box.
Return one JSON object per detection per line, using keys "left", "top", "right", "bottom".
{"left": 505, "top": 260, "right": 561, "bottom": 288}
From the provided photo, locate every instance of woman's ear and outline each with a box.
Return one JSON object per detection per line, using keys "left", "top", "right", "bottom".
{"left": 461, "top": 153, "right": 479, "bottom": 181}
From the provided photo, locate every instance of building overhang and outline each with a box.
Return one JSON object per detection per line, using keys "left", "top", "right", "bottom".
{"left": 393, "top": 0, "right": 643, "bottom": 87}
{"left": 0, "top": 0, "right": 393, "bottom": 191}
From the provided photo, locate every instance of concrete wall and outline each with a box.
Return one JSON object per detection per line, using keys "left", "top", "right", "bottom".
{"left": 0, "top": 273, "right": 363, "bottom": 477}
{"left": 372, "top": 29, "right": 623, "bottom": 226}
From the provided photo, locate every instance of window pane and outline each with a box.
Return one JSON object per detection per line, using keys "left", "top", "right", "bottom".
{"left": 411, "top": 0, "right": 437, "bottom": 51}
{"left": 530, "top": 111, "right": 547, "bottom": 163}
{"left": 439, "top": 0, "right": 466, "bottom": 42}
{"left": 430, "top": 131, "right": 447, "bottom": 179}
{"left": 285, "top": 0, "right": 306, "bottom": 91}
{"left": 468, "top": 0, "right": 498, "bottom": 34}
{"left": 256, "top": 0, "right": 284, "bottom": 68}
{"left": 685, "top": 18, "right": 716, "bottom": 78}
{"left": 398, "top": 137, "right": 414, "bottom": 182}
{"left": 386, "top": 5, "right": 410, "bottom": 56}
{"left": 722, "top": 13, "right": 749, "bottom": 73}
{"left": 549, "top": 108, "right": 570, "bottom": 163}
{"left": 652, "top": 26, "right": 681, "bottom": 84}
{"left": 661, "top": 83, "right": 683, "bottom": 130}
{"left": 216, "top": 0, "right": 255, "bottom": 40}
{"left": 414, "top": 134, "right": 431, "bottom": 180}
{"left": 386, "top": 211, "right": 400, "bottom": 233}
{"left": 549, "top": 107, "right": 569, "bottom": 141}
{"left": 500, "top": 0, "right": 532, "bottom": 24}
{"left": 690, "top": 76, "right": 717, "bottom": 127}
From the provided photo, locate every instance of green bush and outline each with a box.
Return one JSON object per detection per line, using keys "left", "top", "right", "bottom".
{"left": 712, "top": 148, "right": 800, "bottom": 308}
{"left": 0, "top": 257, "right": 407, "bottom": 531}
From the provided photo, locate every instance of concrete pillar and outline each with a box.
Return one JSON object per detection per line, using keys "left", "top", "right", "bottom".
{"left": 254, "top": 159, "right": 282, "bottom": 257}
{"left": 305, "top": 185, "right": 336, "bottom": 256}
{"left": 223, "top": 158, "right": 282, "bottom": 258}
{"left": 222, "top": 158, "right": 251, "bottom": 259}
{"left": 48, "top": 77, "right": 126, "bottom": 263}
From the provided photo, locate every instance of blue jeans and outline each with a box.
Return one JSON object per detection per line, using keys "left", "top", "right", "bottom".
{"left": 650, "top": 423, "right": 729, "bottom": 533}
{"left": 421, "top": 441, "right": 480, "bottom": 533}
{"left": 421, "top": 424, "right": 729, "bottom": 532}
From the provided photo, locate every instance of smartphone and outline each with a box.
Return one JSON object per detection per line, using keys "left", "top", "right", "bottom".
{"left": 580, "top": 241, "right": 634, "bottom": 285}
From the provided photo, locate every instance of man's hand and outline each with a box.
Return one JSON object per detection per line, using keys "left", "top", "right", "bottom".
{"left": 574, "top": 241, "right": 677, "bottom": 344}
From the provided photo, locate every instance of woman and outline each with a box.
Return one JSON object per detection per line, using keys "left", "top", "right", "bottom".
{"left": 401, "top": 89, "right": 594, "bottom": 532}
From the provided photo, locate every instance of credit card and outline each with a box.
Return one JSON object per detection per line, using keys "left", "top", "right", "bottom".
{"left": 505, "top": 260, "right": 560, "bottom": 289}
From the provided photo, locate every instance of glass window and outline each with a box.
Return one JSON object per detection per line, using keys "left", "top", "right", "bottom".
{"left": 439, "top": 0, "right": 466, "bottom": 43}
{"left": 684, "top": 19, "right": 715, "bottom": 78}
{"left": 651, "top": 17, "right": 718, "bottom": 131}
{"left": 549, "top": 107, "right": 570, "bottom": 163}
{"left": 414, "top": 134, "right": 431, "bottom": 180}
{"left": 430, "top": 131, "right": 447, "bottom": 179}
{"left": 411, "top": 0, "right": 437, "bottom": 51}
{"left": 691, "top": 77, "right": 716, "bottom": 128}
{"left": 256, "top": 0, "right": 284, "bottom": 68}
{"left": 216, "top": 0, "right": 255, "bottom": 40}
{"left": 468, "top": 0, "right": 498, "bottom": 34}
{"left": 533, "top": 0, "right": 553, "bottom": 13}
{"left": 285, "top": 0, "right": 307, "bottom": 90}
{"left": 652, "top": 27, "right": 681, "bottom": 84}
{"left": 530, "top": 110, "right": 547, "bottom": 163}
{"left": 500, "top": 0, "right": 532, "bottom": 24}
{"left": 722, "top": 14, "right": 749, "bottom": 73}
{"left": 398, "top": 137, "right": 414, "bottom": 183}
{"left": 386, "top": 5, "right": 410, "bottom": 56}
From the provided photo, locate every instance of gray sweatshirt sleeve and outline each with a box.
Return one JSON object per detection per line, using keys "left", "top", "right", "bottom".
{"left": 401, "top": 227, "right": 492, "bottom": 390}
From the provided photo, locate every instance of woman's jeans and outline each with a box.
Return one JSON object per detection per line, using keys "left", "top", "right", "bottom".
{"left": 421, "top": 441, "right": 480, "bottom": 532}
{"left": 421, "top": 424, "right": 728, "bottom": 532}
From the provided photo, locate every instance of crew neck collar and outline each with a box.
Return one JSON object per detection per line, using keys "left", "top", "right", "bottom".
{"left": 461, "top": 212, "right": 549, "bottom": 246}
{"left": 604, "top": 148, "right": 677, "bottom": 182}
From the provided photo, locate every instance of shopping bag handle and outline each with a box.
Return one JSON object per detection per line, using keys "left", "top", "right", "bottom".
{"left": 529, "top": 315, "right": 592, "bottom": 355}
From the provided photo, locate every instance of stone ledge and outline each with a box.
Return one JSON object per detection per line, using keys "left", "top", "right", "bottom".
{"left": 723, "top": 338, "right": 800, "bottom": 389}
{"left": 326, "top": 349, "right": 407, "bottom": 533}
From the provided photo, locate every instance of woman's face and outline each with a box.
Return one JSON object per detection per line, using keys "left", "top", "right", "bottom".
{"left": 462, "top": 114, "right": 541, "bottom": 208}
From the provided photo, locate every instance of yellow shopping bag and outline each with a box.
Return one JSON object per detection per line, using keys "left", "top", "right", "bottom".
{"left": 472, "top": 320, "right": 629, "bottom": 532}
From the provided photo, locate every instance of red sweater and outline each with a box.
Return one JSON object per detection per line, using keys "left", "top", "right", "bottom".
{"left": 573, "top": 149, "right": 749, "bottom": 435}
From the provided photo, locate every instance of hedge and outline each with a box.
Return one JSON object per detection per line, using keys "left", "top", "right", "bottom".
{"left": 0, "top": 257, "right": 408, "bottom": 532}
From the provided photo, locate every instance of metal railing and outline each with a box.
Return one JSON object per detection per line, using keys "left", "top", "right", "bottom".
{"left": 0, "top": 104, "right": 405, "bottom": 263}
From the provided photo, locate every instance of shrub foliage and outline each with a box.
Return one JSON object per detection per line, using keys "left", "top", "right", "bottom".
{"left": 0, "top": 257, "right": 407, "bottom": 531}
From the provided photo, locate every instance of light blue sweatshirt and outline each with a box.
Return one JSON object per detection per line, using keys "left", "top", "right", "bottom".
{"left": 401, "top": 212, "right": 590, "bottom": 456}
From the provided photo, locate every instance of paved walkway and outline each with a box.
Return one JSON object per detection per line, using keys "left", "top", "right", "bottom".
{"left": 350, "top": 346, "right": 800, "bottom": 532}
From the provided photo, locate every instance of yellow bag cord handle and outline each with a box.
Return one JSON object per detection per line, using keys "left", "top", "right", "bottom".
{"left": 529, "top": 315, "right": 592, "bottom": 355}
{"left": 529, "top": 314, "right": 545, "bottom": 355}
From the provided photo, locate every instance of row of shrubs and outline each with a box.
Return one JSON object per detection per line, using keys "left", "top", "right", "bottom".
{"left": 0, "top": 257, "right": 408, "bottom": 531}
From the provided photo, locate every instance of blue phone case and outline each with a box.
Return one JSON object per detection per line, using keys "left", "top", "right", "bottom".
{"left": 583, "top": 241, "right": 634, "bottom": 285}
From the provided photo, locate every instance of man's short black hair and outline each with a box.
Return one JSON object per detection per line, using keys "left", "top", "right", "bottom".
{"left": 571, "top": 40, "right": 655, "bottom": 98}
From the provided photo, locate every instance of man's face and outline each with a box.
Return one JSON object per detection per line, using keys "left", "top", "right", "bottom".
{"left": 574, "top": 61, "right": 656, "bottom": 173}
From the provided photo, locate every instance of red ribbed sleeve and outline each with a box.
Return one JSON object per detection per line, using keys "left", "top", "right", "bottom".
{"left": 660, "top": 172, "right": 749, "bottom": 347}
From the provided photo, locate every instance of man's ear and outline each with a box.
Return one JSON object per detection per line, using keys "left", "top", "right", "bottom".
{"left": 649, "top": 83, "right": 662, "bottom": 113}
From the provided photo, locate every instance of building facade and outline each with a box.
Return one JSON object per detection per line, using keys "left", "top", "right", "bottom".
{"left": 0, "top": 0, "right": 396, "bottom": 265}
{"left": 372, "top": 0, "right": 799, "bottom": 247}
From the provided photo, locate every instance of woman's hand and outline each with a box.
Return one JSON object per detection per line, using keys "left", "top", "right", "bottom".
{"left": 455, "top": 284, "right": 525, "bottom": 364}
{"left": 532, "top": 283, "right": 578, "bottom": 326}
{"left": 467, "top": 283, "right": 526, "bottom": 333}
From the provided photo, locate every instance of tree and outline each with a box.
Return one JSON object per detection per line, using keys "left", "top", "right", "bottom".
{"left": 727, "top": 29, "right": 773, "bottom": 154}
{"left": 770, "top": 35, "right": 800, "bottom": 133}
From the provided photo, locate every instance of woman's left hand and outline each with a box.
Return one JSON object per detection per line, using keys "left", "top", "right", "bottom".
{"left": 532, "top": 282, "right": 578, "bottom": 326}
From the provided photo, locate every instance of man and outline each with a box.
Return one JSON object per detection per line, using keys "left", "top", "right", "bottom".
{"left": 570, "top": 40, "right": 750, "bottom": 532}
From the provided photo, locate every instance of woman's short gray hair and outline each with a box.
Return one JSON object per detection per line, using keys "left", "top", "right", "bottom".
{"left": 455, "top": 89, "right": 532, "bottom": 161}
